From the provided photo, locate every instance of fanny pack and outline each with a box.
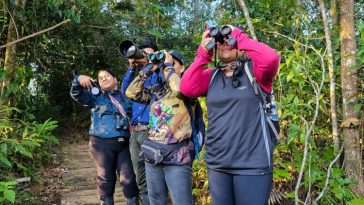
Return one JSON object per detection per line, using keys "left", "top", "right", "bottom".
{"left": 141, "top": 139, "right": 189, "bottom": 165}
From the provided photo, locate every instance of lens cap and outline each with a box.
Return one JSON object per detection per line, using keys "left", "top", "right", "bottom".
{"left": 221, "top": 26, "right": 232, "bottom": 36}
{"left": 206, "top": 39, "right": 216, "bottom": 50}
{"left": 91, "top": 87, "right": 100, "bottom": 96}
{"left": 209, "top": 27, "right": 220, "bottom": 37}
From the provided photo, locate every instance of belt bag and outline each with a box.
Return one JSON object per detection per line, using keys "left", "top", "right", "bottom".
{"left": 141, "top": 139, "right": 188, "bottom": 165}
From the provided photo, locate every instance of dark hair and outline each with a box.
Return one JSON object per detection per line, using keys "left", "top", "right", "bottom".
{"left": 138, "top": 38, "right": 158, "bottom": 52}
{"left": 98, "top": 68, "right": 116, "bottom": 77}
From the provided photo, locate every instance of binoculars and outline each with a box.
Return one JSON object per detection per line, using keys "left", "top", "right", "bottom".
{"left": 119, "top": 40, "right": 145, "bottom": 59}
{"left": 206, "top": 26, "right": 237, "bottom": 50}
{"left": 148, "top": 51, "right": 165, "bottom": 64}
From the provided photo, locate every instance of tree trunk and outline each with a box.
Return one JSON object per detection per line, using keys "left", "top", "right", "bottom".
{"left": 331, "top": 0, "right": 338, "bottom": 25}
{"left": 235, "top": 0, "right": 257, "bottom": 40}
{"left": 318, "top": 0, "right": 340, "bottom": 153}
{"left": 339, "top": 0, "right": 364, "bottom": 196}
{"left": 194, "top": 0, "right": 201, "bottom": 33}
{"left": 1, "top": 0, "right": 24, "bottom": 101}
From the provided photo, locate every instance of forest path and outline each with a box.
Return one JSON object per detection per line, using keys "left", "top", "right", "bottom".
{"left": 59, "top": 127, "right": 126, "bottom": 205}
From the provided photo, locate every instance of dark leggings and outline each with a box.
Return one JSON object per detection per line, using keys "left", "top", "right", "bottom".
{"left": 89, "top": 136, "right": 138, "bottom": 198}
{"left": 208, "top": 169, "right": 272, "bottom": 205}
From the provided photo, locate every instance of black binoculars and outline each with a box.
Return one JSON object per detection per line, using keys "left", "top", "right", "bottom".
{"left": 115, "top": 115, "right": 128, "bottom": 130}
{"left": 148, "top": 51, "right": 165, "bottom": 64}
{"left": 206, "top": 26, "right": 237, "bottom": 50}
{"left": 119, "top": 40, "right": 145, "bottom": 59}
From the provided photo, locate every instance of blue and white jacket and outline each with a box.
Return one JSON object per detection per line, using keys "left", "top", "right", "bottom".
{"left": 70, "top": 76, "right": 131, "bottom": 139}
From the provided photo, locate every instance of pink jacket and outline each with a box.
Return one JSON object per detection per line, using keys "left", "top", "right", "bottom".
{"left": 180, "top": 28, "right": 280, "bottom": 97}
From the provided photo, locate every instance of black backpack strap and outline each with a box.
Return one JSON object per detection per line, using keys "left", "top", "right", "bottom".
{"left": 244, "top": 61, "right": 280, "bottom": 140}
{"left": 244, "top": 61, "right": 268, "bottom": 109}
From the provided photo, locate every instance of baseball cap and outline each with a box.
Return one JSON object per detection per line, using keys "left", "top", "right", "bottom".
{"left": 169, "top": 50, "right": 185, "bottom": 65}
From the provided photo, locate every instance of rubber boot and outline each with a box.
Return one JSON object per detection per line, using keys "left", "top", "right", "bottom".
{"left": 126, "top": 196, "right": 138, "bottom": 205}
{"left": 100, "top": 196, "right": 114, "bottom": 205}
{"left": 140, "top": 194, "right": 150, "bottom": 205}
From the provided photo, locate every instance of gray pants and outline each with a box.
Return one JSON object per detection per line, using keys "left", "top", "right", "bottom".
{"left": 129, "top": 130, "right": 149, "bottom": 195}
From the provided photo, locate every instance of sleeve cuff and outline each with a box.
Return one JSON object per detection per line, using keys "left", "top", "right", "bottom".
{"left": 164, "top": 62, "right": 173, "bottom": 68}
{"left": 197, "top": 46, "right": 213, "bottom": 61}
{"left": 72, "top": 75, "right": 81, "bottom": 86}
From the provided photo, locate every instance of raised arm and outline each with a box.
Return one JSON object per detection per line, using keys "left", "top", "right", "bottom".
{"left": 163, "top": 67, "right": 182, "bottom": 95}
{"left": 70, "top": 75, "right": 96, "bottom": 106}
{"left": 125, "top": 71, "right": 152, "bottom": 104}
{"left": 180, "top": 31, "right": 214, "bottom": 98}
{"left": 231, "top": 27, "right": 280, "bottom": 93}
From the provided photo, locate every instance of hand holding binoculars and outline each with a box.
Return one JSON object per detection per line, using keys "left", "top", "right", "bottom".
{"left": 206, "top": 25, "right": 237, "bottom": 50}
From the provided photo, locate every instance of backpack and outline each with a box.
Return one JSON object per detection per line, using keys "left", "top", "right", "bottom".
{"left": 210, "top": 58, "right": 280, "bottom": 144}
{"left": 183, "top": 98, "right": 206, "bottom": 159}
{"left": 165, "top": 69, "right": 206, "bottom": 158}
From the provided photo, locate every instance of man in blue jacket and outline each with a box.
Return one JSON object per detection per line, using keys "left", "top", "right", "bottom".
{"left": 70, "top": 68, "right": 138, "bottom": 205}
{"left": 122, "top": 38, "right": 161, "bottom": 205}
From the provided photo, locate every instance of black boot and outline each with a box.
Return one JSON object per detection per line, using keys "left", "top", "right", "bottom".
{"left": 100, "top": 196, "right": 114, "bottom": 205}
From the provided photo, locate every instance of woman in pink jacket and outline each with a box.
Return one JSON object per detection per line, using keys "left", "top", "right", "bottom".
{"left": 180, "top": 25, "right": 280, "bottom": 205}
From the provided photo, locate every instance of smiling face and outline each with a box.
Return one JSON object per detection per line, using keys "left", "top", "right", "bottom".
{"left": 98, "top": 70, "right": 117, "bottom": 91}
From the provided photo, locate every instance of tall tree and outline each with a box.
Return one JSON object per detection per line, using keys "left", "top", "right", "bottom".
{"left": 339, "top": 0, "right": 364, "bottom": 196}
{"left": 194, "top": 0, "right": 201, "bottom": 33}
{"left": 1, "top": 0, "right": 25, "bottom": 100}
{"left": 317, "top": 0, "right": 339, "bottom": 153}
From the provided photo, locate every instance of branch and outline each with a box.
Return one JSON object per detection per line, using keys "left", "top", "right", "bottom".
{"left": 304, "top": 154, "right": 312, "bottom": 204}
{"left": 295, "top": 46, "right": 326, "bottom": 205}
{"left": 0, "top": 19, "right": 71, "bottom": 48}
{"left": 313, "top": 144, "right": 344, "bottom": 203}
{"left": 236, "top": 0, "right": 257, "bottom": 40}
{"left": 264, "top": 30, "right": 314, "bottom": 50}
{"left": 77, "top": 25, "right": 117, "bottom": 29}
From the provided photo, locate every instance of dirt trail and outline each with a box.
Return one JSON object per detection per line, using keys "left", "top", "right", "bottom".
{"left": 60, "top": 139, "right": 126, "bottom": 205}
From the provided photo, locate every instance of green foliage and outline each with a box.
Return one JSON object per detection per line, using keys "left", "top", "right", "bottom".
{"left": 0, "top": 181, "right": 17, "bottom": 204}
{"left": 1, "top": 0, "right": 363, "bottom": 203}
{"left": 0, "top": 115, "right": 59, "bottom": 178}
{"left": 348, "top": 199, "right": 364, "bottom": 205}
{"left": 0, "top": 100, "right": 59, "bottom": 203}
{"left": 192, "top": 156, "right": 210, "bottom": 205}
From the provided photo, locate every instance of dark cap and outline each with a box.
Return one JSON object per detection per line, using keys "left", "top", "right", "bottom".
{"left": 138, "top": 38, "right": 158, "bottom": 52}
{"left": 169, "top": 50, "right": 185, "bottom": 65}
